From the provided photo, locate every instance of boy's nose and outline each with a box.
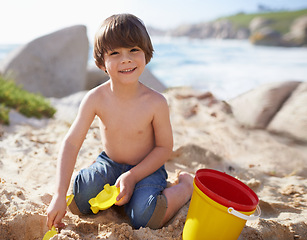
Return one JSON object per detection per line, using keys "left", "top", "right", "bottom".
{"left": 121, "top": 53, "right": 132, "bottom": 63}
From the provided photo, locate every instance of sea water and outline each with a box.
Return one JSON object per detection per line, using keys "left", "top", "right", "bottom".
{"left": 148, "top": 37, "right": 307, "bottom": 99}
{"left": 1, "top": 37, "right": 306, "bottom": 100}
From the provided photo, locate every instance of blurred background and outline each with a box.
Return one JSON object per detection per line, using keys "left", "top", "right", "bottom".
{"left": 1, "top": 0, "right": 307, "bottom": 99}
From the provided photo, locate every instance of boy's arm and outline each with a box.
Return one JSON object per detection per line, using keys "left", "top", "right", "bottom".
{"left": 116, "top": 95, "right": 173, "bottom": 204}
{"left": 46, "top": 91, "right": 97, "bottom": 229}
{"left": 54, "top": 91, "right": 97, "bottom": 197}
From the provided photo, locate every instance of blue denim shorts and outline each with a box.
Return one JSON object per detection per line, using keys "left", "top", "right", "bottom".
{"left": 73, "top": 151, "right": 168, "bottom": 228}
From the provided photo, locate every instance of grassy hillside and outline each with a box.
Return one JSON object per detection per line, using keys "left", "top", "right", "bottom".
{"left": 218, "top": 8, "right": 307, "bottom": 34}
{"left": 0, "top": 75, "right": 56, "bottom": 124}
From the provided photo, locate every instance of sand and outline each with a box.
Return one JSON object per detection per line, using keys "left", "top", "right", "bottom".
{"left": 0, "top": 87, "right": 306, "bottom": 240}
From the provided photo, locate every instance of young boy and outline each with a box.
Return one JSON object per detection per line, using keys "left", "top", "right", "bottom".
{"left": 46, "top": 13, "right": 193, "bottom": 230}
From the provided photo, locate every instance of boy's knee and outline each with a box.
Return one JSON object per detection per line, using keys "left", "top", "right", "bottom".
{"left": 130, "top": 194, "right": 168, "bottom": 229}
{"left": 73, "top": 168, "right": 105, "bottom": 214}
{"left": 68, "top": 198, "right": 83, "bottom": 215}
{"left": 145, "top": 194, "right": 168, "bottom": 229}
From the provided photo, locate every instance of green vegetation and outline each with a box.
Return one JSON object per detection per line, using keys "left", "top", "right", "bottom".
{"left": 0, "top": 75, "right": 56, "bottom": 125}
{"left": 218, "top": 9, "right": 307, "bottom": 34}
{"left": 0, "top": 104, "right": 10, "bottom": 125}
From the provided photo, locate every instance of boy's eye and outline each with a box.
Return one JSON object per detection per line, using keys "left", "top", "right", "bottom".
{"left": 110, "top": 51, "right": 119, "bottom": 56}
{"left": 130, "top": 48, "right": 139, "bottom": 52}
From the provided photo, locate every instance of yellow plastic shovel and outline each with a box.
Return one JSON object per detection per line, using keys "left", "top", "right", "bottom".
{"left": 42, "top": 226, "right": 57, "bottom": 240}
{"left": 88, "top": 184, "right": 120, "bottom": 214}
{"left": 42, "top": 194, "right": 74, "bottom": 240}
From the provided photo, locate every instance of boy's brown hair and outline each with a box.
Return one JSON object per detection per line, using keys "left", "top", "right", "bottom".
{"left": 94, "top": 13, "right": 154, "bottom": 68}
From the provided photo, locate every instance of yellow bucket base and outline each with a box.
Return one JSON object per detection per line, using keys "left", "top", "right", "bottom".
{"left": 183, "top": 182, "right": 255, "bottom": 240}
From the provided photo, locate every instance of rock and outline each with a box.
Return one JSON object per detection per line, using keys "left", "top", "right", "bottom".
{"left": 236, "top": 28, "right": 250, "bottom": 39}
{"left": 8, "top": 110, "right": 49, "bottom": 128}
{"left": 249, "top": 27, "right": 282, "bottom": 46}
{"left": 249, "top": 17, "right": 272, "bottom": 33}
{"left": 289, "top": 15, "right": 307, "bottom": 41}
{"left": 0, "top": 25, "right": 89, "bottom": 98}
{"left": 169, "top": 20, "right": 249, "bottom": 39}
{"left": 212, "top": 20, "right": 236, "bottom": 39}
{"left": 50, "top": 91, "right": 87, "bottom": 123}
{"left": 158, "top": 12, "right": 307, "bottom": 46}
{"left": 268, "top": 82, "right": 307, "bottom": 142}
{"left": 139, "top": 68, "right": 167, "bottom": 92}
{"left": 249, "top": 15, "right": 307, "bottom": 47}
{"left": 85, "top": 65, "right": 109, "bottom": 90}
{"left": 282, "top": 15, "right": 307, "bottom": 47}
{"left": 228, "top": 81, "right": 301, "bottom": 129}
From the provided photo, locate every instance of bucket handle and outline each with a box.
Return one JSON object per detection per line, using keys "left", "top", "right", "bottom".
{"left": 228, "top": 205, "right": 261, "bottom": 221}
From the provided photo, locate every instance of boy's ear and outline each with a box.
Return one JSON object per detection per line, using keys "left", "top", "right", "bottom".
{"left": 95, "top": 61, "right": 104, "bottom": 70}
{"left": 96, "top": 63, "right": 108, "bottom": 74}
{"left": 100, "top": 66, "right": 108, "bottom": 75}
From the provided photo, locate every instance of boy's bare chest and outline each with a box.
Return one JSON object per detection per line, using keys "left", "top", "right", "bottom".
{"left": 98, "top": 104, "right": 154, "bottom": 137}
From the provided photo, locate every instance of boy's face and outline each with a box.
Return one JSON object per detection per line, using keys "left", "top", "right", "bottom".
{"left": 101, "top": 46, "right": 146, "bottom": 85}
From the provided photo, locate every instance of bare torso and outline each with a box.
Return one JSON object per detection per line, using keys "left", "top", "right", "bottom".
{"left": 94, "top": 82, "right": 157, "bottom": 165}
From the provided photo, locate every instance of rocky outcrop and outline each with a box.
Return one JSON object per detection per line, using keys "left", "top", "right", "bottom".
{"left": 249, "top": 17, "right": 273, "bottom": 33}
{"left": 249, "top": 26, "right": 283, "bottom": 46}
{"left": 164, "top": 12, "right": 307, "bottom": 47}
{"left": 229, "top": 81, "right": 301, "bottom": 129}
{"left": 169, "top": 20, "right": 249, "bottom": 39}
{"left": 85, "top": 65, "right": 109, "bottom": 90}
{"left": 248, "top": 17, "right": 283, "bottom": 46}
{"left": 283, "top": 15, "right": 307, "bottom": 47}
{"left": 0, "top": 25, "right": 89, "bottom": 97}
{"left": 228, "top": 81, "right": 307, "bottom": 142}
{"left": 268, "top": 82, "right": 307, "bottom": 142}
{"left": 139, "top": 68, "right": 167, "bottom": 92}
{"left": 249, "top": 15, "right": 307, "bottom": 47}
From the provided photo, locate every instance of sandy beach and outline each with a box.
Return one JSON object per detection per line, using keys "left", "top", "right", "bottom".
{"left": 0, "top": 87, "right": 306, "bottom": 240}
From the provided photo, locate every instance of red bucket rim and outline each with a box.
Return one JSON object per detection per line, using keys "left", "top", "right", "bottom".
{"left": 195, "top": 169, "right": 258, "bottom": 212}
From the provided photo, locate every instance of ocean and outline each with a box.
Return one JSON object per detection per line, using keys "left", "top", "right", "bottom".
{"left": 1, "top": 37, "right": 307, "bottom": 100}
{"left": 148, "top": 37, "right": 307, "bottom": 99}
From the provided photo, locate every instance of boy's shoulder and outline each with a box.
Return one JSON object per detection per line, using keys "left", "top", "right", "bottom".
{"left": 87, "top": 81, "right": 110, "bottom": 96}
{"left": 140, "top": 83, "right": 168, "bottom": 108}
{"left": 141, "top": 83, "right": 166, "bottom": 100}
{"left": 80, "top": 81, "right": 110, "bottom": 107}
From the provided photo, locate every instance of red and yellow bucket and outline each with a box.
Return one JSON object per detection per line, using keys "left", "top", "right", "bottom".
{"left": 183, "top": 169, "right": 260, "bottom": 240}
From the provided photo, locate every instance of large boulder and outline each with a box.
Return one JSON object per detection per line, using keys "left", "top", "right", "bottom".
{"left": 139, "top": 68, "right": 167, "bottom": 92}
{"left": 283, "top": 15, "right": 307, "bottom": 47}
{"left": 85, "top": 65, "right": 109, "bottom": 90}
{"left": 0, "top": 25, "right": 89, "bottom": 97}
{"left": 249, "top": 17, "right": 272, "bottom": 33}
{"left": 268, "top": 82, "right": 307, "bottom": 142}
{"left": 249, "top": 27, "right": 282, "bottom": 46}
{"left": 228, "top": 81, "right": 301, "bottom": 129}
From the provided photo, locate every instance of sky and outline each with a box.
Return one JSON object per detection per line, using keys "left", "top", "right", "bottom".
{"left": 1, "top": 0, "right": 307, "bottom": 44}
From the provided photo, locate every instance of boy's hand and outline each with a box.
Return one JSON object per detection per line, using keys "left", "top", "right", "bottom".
{"left": 46, "top": 195, "right": 67, "bottom": 229}
{"left": 115, "top": 171, "right": 137, "bottom": 206}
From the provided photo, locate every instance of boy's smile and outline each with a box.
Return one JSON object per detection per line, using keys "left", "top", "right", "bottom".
{"left": 119, "top": 67, "right": 137, "bottom": 74}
